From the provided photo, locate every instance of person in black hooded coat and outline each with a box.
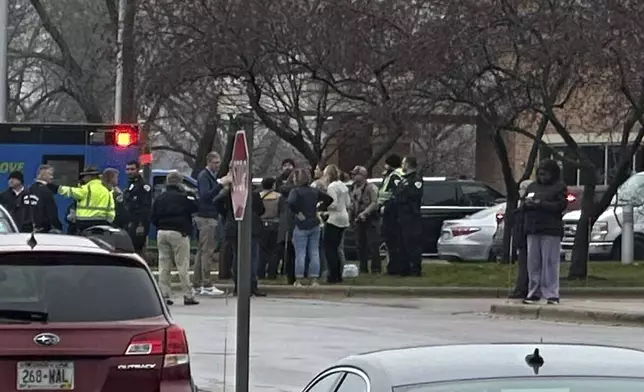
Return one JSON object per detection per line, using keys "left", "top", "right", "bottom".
{"left": 522, "top": 159, "right": 567, "bottom": 305}
{"left": 213, "top": 185, "right": 266, "bottom": 296}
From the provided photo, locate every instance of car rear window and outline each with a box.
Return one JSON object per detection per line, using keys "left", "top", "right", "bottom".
{"left": 0, "top": 252, "right": 163, "bottom": 322}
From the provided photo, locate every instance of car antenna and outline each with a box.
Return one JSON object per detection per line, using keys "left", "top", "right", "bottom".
{"left": 26, "top": 189, "right": 38, "bottom": 249}
{"left": 27, "top": 232, "right": 37, "bottom": 249}
{"left": 525, "top": 348, "right": 545, "bottom": 375}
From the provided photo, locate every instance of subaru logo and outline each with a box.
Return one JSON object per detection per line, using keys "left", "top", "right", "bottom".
{"left": 33, "top": 333, "right": 60, "bottom": 347}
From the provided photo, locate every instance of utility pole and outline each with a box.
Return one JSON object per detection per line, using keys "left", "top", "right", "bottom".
{"left": 114, "top": 0, "right": 126, "bottom": 123}
{"left": 0, "top": 0, "right": 8, "bottom": 122}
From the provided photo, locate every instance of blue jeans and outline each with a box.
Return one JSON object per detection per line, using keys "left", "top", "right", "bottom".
{"left": 292, "top": 226, "right": 321, "bottom": 279}
{"left": 232, "top": 239, "right": 259, "bottom": 285}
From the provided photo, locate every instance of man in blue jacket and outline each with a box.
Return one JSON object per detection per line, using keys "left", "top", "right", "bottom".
{"left": 193, "top": 152, "right": 232, "bottom": 296}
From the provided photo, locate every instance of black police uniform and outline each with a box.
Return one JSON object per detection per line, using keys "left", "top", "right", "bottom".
{"left": 15, "top": 182, "right": 61, "bottom": 233}
{"left": 381, "top": 169, "right": 403, "bottom": 275}
{"left": 151, "top": 184, "right": 198, "bottom": 237}
{"left": 124, "top": 176, "right": 152, "bottom": 253}
{"left": 393, "top": 171, "right": 423, "bottom": 276}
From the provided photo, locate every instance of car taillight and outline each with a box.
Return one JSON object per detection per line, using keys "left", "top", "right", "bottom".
{"left": 495, "top": 213, "right": 504, "bottom": 223}
{"left": 125, "top": 325, "right": 191, "bottom": 379}
{"left": 566, "top": 193, "right": 576, "bottom": 203}
{"left": 114, "top": 125, "right": 137, "bottom": 147}
{"left": 450, "top": 227, "right": 481, "bottom": 237}
{"left": 125, "top": 329, "right": 164, "bottom": 355}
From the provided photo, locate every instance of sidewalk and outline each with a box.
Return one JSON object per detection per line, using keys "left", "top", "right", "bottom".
{"left": 490, "top": 299, "right": 644, "bottom": 327}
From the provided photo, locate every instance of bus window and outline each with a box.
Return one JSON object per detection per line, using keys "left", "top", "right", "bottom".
{"left": 42, "top": 155, "right": 84, "bottom": 186}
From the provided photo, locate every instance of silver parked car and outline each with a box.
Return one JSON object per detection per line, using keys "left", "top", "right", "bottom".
{"left": 301, "top": 343, "right": 644, "bottom": 392}
{"left": 437, "top": 203, "right": 505, "bottom": 261}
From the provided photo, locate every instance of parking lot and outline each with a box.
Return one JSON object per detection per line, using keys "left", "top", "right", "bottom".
{"left": 173, "top": 297, "right": 644, "bottom": 392}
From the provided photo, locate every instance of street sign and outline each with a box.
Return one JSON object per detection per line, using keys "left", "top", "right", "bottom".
{"left": 231, "top": 130, "right": 250, "bottom": 221}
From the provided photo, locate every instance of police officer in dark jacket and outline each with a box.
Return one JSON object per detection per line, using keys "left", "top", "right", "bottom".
{"left": 393, "top": 156, "right": 424, "bottom": 276}
{"left": 124, "top": 161, "right": 152, "bottom": 253}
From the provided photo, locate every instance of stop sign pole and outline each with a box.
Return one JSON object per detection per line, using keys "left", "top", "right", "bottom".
{"left": 231, "top": 114, "right": 253, "bottom": 392}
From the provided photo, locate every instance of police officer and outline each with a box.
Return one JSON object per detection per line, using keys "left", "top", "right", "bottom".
{"left": 50, "top": 166, "right": 117, "bottom": 232}
{"left": 393, "top": 156, "right": 424, "bottom": 276}
{"left": 377, "top": 154, "right": 405, "bottom": 275}
{"left": 124, "top": 160, "right": 152, "bottom": 254}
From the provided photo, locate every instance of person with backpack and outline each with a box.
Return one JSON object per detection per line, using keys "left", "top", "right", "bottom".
{"left": 258, "top": 177, "right": 281, "bottom": 279}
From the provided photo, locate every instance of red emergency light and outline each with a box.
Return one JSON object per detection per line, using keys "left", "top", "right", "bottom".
{"left": 114, "top": 126, "right": 137, "bottom": 148}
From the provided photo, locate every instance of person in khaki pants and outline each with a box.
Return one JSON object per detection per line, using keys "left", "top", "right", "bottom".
{"left": 193, "top": 152, "right": 232, "bottom": 296}
{"left": 152, "top": 172, "right": 200, "bottom": 306}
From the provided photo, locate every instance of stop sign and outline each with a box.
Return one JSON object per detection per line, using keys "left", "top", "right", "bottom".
{"left": 231, "top": 130, "right": 250, "bottom": 221}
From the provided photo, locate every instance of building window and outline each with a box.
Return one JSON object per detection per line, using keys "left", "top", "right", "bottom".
{"left": 540, "top": 144, "right": 637, "bottom": 186}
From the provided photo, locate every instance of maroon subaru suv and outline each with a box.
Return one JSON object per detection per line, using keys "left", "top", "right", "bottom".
{"left": 0, "top": 233, "right": 197, "bottom": 392}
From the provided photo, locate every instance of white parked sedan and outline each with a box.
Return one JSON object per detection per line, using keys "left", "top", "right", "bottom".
{"left": 437, "top": 203, "right": 505, "bottom": 261}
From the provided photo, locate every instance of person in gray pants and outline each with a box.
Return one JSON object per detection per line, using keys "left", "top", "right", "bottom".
{"left": 522, "top": 159, "right": 567, "bottom": 305}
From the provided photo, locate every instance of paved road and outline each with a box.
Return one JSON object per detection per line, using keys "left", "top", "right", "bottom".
{"left": 170, "top": 297, "right": 644, "bottom": 392}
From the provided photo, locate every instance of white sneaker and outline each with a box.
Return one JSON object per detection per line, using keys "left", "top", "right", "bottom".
{"left": 293, "top": 281, "right": 302, "bottom": 287}
{"left": 200, "top": 286, "right": 225, "bottom": 296}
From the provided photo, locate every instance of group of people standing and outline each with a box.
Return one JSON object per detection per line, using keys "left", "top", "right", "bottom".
{"left": 253, "top": 153, "right": 425, "bottom": 287}
{"left": 0, "top": 163, "right": 150, "bottom": 240}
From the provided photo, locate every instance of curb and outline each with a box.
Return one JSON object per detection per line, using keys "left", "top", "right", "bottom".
{"left": 490, "top": 303, "right": 644, "bottom": 327}
{"left": 167, "top": 283, "right": 644, "bottom": 298}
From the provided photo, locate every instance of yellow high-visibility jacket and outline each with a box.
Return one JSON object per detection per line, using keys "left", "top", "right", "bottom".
{"left": 58, "top": 179, "right": 115, "bottom": 223}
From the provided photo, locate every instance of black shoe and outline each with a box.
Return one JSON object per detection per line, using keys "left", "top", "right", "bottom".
{"left": 252, "top": 290, "right": 267, "bottom": 297}
{"left": 165, "top": 298, "right": 174, "bottom": 306}
{"left": 522, "top": 296, "right": 541, "bottom": 305}
{"left": 184, "top": 297, "right": 199, "bottom": 306}
{"left": 547, "top": 298, "right": 560, "bottom": 305}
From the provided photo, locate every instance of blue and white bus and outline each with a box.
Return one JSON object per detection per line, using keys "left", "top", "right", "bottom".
{"left": 0, "top": 123, "right": 142, "bottom": 230}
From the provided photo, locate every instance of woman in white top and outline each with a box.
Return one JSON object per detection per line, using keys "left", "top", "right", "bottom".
{"left": 322, "top": 165, "right": 351, "bottom": 283}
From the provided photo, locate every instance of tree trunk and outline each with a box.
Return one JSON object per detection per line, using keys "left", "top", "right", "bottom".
{"left": 190, "top": 111, "right": 219, "bottom": 178}
{"left": 218, "top": 130, "right": 236, "bottom": 177}
{"left": 568, "top": 180, "right": 596, "bottom": 279}
{"left": 491, "top": 129, "right": 518, "bottom": 262}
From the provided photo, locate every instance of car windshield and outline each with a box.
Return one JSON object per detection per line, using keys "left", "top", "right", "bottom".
{"left": 467, "top": 203, "right": 506, "bottom": 220}
{"left": 0, "top": 252, "right": 163, "bottom": 323}
{"left": 615, "top": 174, "right": 644, "bottom": 205}
{"left": 395, "top": 376, "right": 644, "bottom": 392}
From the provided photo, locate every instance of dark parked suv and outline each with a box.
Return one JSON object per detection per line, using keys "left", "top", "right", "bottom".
{"left": 343, "top": 177, "right": 505, "bottom": 257}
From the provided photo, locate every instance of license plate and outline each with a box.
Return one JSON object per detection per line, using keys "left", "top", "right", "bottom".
{"left": 564, "top": 251, "right": 572, "bottom": 261}
{"left": 17, "top": 361, "right": 74, "bottom": 390}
